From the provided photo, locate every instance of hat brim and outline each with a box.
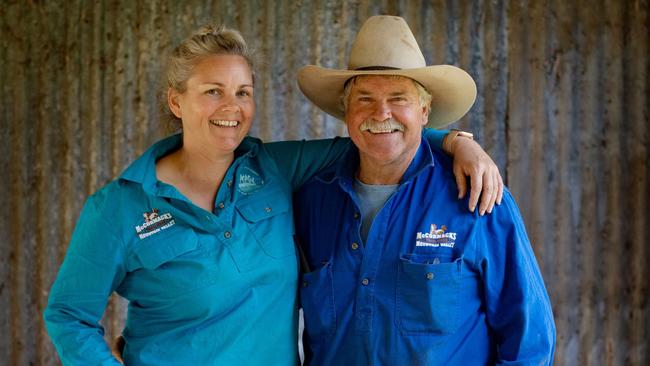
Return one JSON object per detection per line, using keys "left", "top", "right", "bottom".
{"left": 297, "top": 64, "right": 477, "bottom": 129}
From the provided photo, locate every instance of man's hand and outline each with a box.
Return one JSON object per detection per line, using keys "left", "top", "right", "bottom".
{"left": 447, "top": 136, "right": 503, "bottom": 215}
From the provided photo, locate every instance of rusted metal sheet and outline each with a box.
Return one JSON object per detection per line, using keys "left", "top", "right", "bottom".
{"left": 0, "top": 0, "right": 647, "bottom": 365}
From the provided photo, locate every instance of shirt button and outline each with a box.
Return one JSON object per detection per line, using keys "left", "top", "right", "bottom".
{"left": 361, "top": 278, "right": 369, "bottom": 286}
{"left": 351, "top": 242, "right": 359, "bottom": 250}
{"left": 353, "top": 212, "right": 360, "bottom": 219}
{"left": 264, "top": 207, "right": 272, "bottom": 213}
{"left": 426, "top": 272, "right": 434, "bottom": 280}
{"left": 218, "top": 202, "right": 225, "bottom": 209}
{"left": 302, "top": 280, "right": 308, "bottom": 288}
{"left": 227, "top": 180, "right": 233, "bottom": 187}
{"left": 224, "top": 231, "right": 232, "bottom": 239}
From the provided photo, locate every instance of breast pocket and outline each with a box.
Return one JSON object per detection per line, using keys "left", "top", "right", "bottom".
{"left": 132, "top": 228, "right": 199, "bottom": 269}
{"left": 127, "top": 228, "right": 215, "bottom": 297}
{"left": 300, "top": 262, "right": 336, "bottom": 338}
{"left": 396, "top": 254, "right": 462, "bottom": 335}
{"left": 235, "top": 187, "right": 295, "bottom": 259}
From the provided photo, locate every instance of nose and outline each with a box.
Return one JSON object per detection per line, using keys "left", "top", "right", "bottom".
{"left": 220, "top": 94, "right": 240, "bottom": 113}
{"left": 371, "top": 100, "right": 391, "bottom": 121}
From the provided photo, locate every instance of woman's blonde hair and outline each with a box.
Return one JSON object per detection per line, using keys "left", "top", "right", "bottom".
{"left": 163, "top": 25, "right": 256, "bottom": 130}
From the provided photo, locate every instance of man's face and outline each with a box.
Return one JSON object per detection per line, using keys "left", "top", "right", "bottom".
{"left": 345, "top": 75, "right": 429, "bottom": 169}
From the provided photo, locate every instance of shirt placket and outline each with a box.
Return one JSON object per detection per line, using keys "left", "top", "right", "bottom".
{"left": 199, "top": 171, "right": 236, "bottom": 240}
{"left": 353, "top": 195, "right": 393, "bottom": 337}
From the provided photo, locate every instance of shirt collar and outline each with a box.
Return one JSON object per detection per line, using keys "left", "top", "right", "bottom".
{"left": 120, "top": 134, "right": 182, "bottom": 193}
{"left": 401, "top": 137, "right": 436, "bottom": 183}
{"left": 119, "top": 134, "right": 260, "bottom": 194}
{"left": 235, "top": 135, "right": 260, "bottom": 158}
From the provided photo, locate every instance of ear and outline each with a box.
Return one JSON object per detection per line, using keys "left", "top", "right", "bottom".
{"left": 420, "top": 103, "right": 430, "bottom": 126}
{"left": 167, "top": 88, "right": 183, "bottom": 119}
{"left": 343, "top": 114, "right": 355, "bottom": 135}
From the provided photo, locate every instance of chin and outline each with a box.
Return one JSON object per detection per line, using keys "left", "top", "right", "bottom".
{"left": 207, "top": 134, "right": 241, "bottom": 151}
{"left": 219, "top": 139, "right": 244, "bottom": 151}
{"left": 364, "top": 142, "right": 402, "bottom": 155}
{"left": 365, "top": 151, "right": 401, "bottom": 162}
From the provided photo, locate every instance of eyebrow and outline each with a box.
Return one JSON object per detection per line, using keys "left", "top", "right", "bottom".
{"left": 354, "top": 89, "right": 407, "bottom": 96}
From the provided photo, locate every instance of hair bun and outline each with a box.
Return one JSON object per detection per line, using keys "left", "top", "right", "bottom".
{"left": 195, "top": 25, "right": 222, "bottom": 37}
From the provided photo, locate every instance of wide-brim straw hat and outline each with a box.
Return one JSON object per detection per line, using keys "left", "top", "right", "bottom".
{"left": 297, "top": 15, "right": 477, "bottom": 129}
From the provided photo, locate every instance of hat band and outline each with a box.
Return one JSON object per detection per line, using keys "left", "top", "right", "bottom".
{"left": 344, "top": 66, "right": 405, "bottom": 89}
{"left": 354, "top": 66, "right": 400, "bottom": 71}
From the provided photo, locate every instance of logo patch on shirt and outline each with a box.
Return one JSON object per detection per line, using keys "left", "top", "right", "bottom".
{"left": 238, "top": 167, "right": 264, "bottom": 195}
{"left": 135, "top": 209, "right": 176, "bottom": 239}
{"left": 415, "top": 224, "right": 457, "bottom": 248}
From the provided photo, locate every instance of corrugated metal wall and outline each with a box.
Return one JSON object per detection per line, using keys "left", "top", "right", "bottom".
{"left": 0, "top": 0, "right": 647, "bottom": 364}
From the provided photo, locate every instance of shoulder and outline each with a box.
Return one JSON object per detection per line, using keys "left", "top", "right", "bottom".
{"left": 475, "top": 188, "right": 527, "bottom": 240}
{"left": 490, "top": 189, "right": 522, "bottom": 221}
{"left": 87, "top": 180, "right": 127, "bottom": 211}
{"left": 89, "top": 179, "right": 144, "bottom": 210}
{"left": 430, "top": 143, "right": 455, "bottom": 177}
{"left": 81, "top": 179, "right": 150, "bottom": 239}
{"left": 239, "top": 136, "right": 279, "bottom": 168}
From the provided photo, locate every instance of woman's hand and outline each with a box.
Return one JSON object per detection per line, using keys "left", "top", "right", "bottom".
{"left": 448, "top": 137, "right": 504, "bottom": 215}
{"left": 111, "top": 335, "right": 125, "bottom": 364}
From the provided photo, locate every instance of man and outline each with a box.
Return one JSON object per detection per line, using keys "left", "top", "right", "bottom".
{"left": 294, "top": 15, "right": 556, "bottom": 365}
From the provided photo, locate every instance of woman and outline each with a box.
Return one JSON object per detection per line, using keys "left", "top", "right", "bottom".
{"left": 44, "top": 26, "right": 502, "bottom": 365}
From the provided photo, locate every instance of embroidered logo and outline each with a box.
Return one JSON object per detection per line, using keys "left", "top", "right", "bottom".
{"left": 238, "top": 166, "right": 264, "bottom": 195}
{"left": 135, "top": 209, "right": 176, "bottom": 239}
{"left": 143, "top": 208, "right": 160, "bottom": 222}
{"left": 415, "top": 224, "right": 457, "bottom": 248}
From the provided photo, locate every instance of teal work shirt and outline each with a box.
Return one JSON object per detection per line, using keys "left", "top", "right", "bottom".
{"left": 44, "top": 130, "right": 448, "bottom": 365}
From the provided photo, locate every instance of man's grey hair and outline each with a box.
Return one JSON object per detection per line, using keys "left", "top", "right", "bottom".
{"left": 340, "top": 75, "right": 433, "bottom": 112}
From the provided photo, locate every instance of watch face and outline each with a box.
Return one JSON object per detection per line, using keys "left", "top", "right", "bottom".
{"left": 451, "top": 129, "right": 473, "bottom": 139}
{"left": 458, "top": 131, "right": 474, "bottom": 139}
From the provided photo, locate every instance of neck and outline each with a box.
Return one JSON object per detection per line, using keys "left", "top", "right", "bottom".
{"left": 157, "top": 139, "right": 235, "bottom": 194}
{"left": 356, "top": 140, "right": 422, "bottom": 185}
{"left": 357, "top": 155, "right": 412, "bottom": 185}
{"left": 155, "top": 138, "right": 236, "bottom": 212}
{"left": 173, "top": 142, "right": 234, "bottom": 183}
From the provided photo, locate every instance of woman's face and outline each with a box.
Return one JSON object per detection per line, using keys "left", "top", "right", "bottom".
{"left": 169, "top": 54, "right": 255, "bottom": 156}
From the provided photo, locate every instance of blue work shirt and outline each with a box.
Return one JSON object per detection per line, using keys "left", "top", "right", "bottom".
{"left": 44, "top": 131, "right": 450, "bottom": 365}
{"left": 294, "top": 138, "right": 556, "bottom": 365}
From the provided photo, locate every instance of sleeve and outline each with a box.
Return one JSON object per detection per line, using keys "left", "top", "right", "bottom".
{"left": 43, "top": 195, "right": 126, "bottom": 366}
{"left": 264, "top": 129, "right": 448, "bottom": 191}
{"left": 422, "top": 128, "right": 448, "bottom": 151}
{"left": 475, "top": 191, "right": 556, "bottom": 364}
{"left": 264, "top": 137, "right": 350, "bottom": 191}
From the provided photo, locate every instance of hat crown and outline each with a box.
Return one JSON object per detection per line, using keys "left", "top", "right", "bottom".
{"left": 348, "top": 16, "right": 426, "bottom": 70}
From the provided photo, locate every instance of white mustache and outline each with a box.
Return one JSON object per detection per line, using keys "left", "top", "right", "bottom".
{"left": 359, "top": 118, "right": 405, "bottom": 133}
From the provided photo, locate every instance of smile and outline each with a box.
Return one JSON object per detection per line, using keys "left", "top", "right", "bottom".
{"left": 360, "top": 118, "right": 405, "bottom": 134}
{"left": 366, "top": 128, "right": 401, "bottom": 134}
{"left": 209, "top": 119, "right": 239, "bottom": 127}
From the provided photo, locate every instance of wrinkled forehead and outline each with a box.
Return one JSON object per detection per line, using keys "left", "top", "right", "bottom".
{"left": 348, "top": 74, "right": 411, "bottom": 86}
{"left": 346, "top": 74, "right": 424, "bottom": 94}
